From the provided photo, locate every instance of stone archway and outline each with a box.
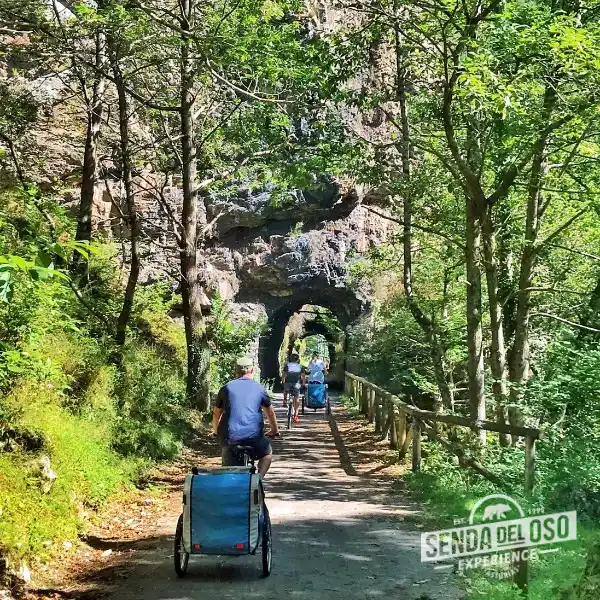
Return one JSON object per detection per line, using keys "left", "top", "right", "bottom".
{"left": 256, "top": 288, "right": 361, "bottom": 384}
{"left": 195, "top": 198, "right": 393, "bottom": 385}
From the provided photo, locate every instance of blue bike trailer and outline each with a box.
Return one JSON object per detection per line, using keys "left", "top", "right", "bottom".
{"left": 303, "top": 382, "right": 331, "bottom": 414}
{"left": 182, "top": 467, "right": 263, "bottom": 555}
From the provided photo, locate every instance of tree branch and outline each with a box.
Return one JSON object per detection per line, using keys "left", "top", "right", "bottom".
{"left": 206, "top": 60, "right": 292, "bottom": 105}
{"left": 548, "top": 243, "right": 600, "bottom": 262}
{"left": 0, "top": 131, "right": 56, "bottom": 237}
{"left": 364, "top": 205, "right": 465, "bottom": 248}
{"left": 539, "top": 205, "right": 590, "bottom": 248}
{"left": 530, "top": 312, "right": 600, "bottom": 333}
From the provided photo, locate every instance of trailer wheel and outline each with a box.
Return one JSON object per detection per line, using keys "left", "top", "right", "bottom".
{"left": 174, "top": 513, "right": 189, "bottom": 577}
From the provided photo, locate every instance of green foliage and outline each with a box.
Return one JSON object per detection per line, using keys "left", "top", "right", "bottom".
{"left": 133, "top": 284, "right": 187, "bottom": 370}
{"left": 207, "top": 294, "right": 266, "bottom": 390}
{"left": 524, "top": 334, "right": 600, "bottom": 519}
{"left": 0, "top": 278, "right": 191, "bottom": 570}
{"left": 400, "top": 438, "right": 594, "bottom": 600}
{"left": 347, "top": 295, "right": 437, "bottom": 398}
{"left": 0, "top": 382, "right": 141, "bottom": 566}
{"left": 111, "top": 343, "right": 188, "bottom": 461}
{"left": 0, "top": 188, "right": 195, "bottom": 569}
{"left": 299, "top": 334, "right": 329, "bottom": 364}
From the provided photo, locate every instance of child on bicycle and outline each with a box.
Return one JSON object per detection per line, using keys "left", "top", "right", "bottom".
{"left": 282, "top": 352, "right": 303, "bottom": 423}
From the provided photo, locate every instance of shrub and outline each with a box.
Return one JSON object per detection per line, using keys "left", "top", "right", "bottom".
{"left": 111, "top": 342, "right": 189, "bottom": 461}
{"left": 207, "top": 294, "right": 265, "bottom": 391}
{"left": 526, "top": 334, "right": 600, "bottom": 519}
{"left": 0, "top": 382, "right": 140, "bottom": 567}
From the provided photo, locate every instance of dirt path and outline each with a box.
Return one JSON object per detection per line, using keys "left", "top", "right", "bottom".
{"left": 27, "top": 397, "right": 463, "bottom": 600}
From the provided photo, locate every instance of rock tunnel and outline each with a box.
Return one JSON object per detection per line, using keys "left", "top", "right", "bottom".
{"left": 256, "top": 288, "right": 363, "bottom": 388}
{"left": 194, "top": 188, "right": 392, "bottom": 388}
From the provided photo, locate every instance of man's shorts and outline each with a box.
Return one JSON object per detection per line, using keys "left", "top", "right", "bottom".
{"left": 221, "top": 435, "right": 273, "bottom": 466}
{"left": 284, "top": 381, "right": 301, "bottom": 398}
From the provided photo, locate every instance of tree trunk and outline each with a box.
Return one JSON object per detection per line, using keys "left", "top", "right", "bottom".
{"left": 394, "top": 20, "right": 453, "bottom": 411}
{"left": 509, "top": 86, "right": 556, "bottom": 406}
{"left": 465, "top": 196, "right": 486, "bottom": 437}
{"left": 73, "top": 30, "right": 105, "bottom": 261}
{"left": 482, "top": 210, "right": 509, "bottom": 446}
{"left": 582, "top": 275, "right": 600, "bottom": 332}
{"left": 112, "top": 52, "right": 140, "bottom": 347}
{"left": 180, "top": 0, "right": 210, "bottom": 411}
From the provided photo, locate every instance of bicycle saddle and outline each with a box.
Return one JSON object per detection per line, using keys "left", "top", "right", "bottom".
{"left": 231, "top": 445, "right": 254, "bottom": 452}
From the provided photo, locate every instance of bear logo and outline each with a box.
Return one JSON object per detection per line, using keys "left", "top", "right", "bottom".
{"left": 482, "top": 503, "right": 512, "bottom": 521}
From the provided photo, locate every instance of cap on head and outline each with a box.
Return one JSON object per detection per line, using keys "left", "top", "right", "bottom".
{"left": 236, "top": 356, "right": 253, "bottom": 368}
{"left": 290, "top": 352, "right": 300, "bottom": 361}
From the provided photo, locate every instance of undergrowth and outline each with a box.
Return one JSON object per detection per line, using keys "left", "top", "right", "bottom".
{"left": 0, "top": 279, "right": 190, "bottom": 575}
{"left": 338, "top": 393, "right": 598, "bottom": 600}
{"left": 0, "top": 249, "right": 260, "bottom": 580}
{"left": 0, "top": 198, "right": 198, "bottom": 580}
{"left": 403, "top": 444, "right": 596, "bottom": 600}
{"left": 0, "top": 383, "right": 141, "bottom": 564}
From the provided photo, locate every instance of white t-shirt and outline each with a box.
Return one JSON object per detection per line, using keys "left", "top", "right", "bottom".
{"left": 284, "top": 361, "right": 302, "bottom": 384}
{"left": 308, "top": 359, "right": 326, "bottom": 381}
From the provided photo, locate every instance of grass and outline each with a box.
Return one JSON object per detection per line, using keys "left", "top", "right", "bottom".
{"left": 337, "top": 393, "right": 596, "bottom": 599}
{"left": 0, "top": 383, "right": 142, "bottom": 568}
{"left": 0, "top": 295, "right": 191, "bottom": 577}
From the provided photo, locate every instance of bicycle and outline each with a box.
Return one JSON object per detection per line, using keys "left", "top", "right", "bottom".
{"left": 284, "top": 383, "right": 302, "bottom": 429}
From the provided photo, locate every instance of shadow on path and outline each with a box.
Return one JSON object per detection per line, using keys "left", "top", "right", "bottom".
{"left": 47, "top": 396, "right": 464, "bottom": 600}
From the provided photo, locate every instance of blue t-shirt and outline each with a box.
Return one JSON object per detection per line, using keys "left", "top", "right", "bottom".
{"left": 215, "top": 377, "right": 272, "bottom": 444}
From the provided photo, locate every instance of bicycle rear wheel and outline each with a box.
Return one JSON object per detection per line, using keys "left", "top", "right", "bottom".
{"left": 286, "top": 401, "right": 292, "bottom": 429}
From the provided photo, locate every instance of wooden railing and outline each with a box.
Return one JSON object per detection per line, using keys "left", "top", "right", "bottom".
{"left": 344, "top": 372, "right": 543, "bottom": 496}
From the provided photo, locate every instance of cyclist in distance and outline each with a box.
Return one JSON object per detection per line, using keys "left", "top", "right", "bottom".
{"left": 212, "top": 356, "right": 279, "bottom": 478}
{"left": 282, "top": 352, "right": 303, "bottom": 423}
{"left": 307, "top": 352, "right": 327, "bottom": 383}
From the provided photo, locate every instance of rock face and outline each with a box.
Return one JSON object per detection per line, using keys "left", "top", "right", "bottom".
{"left": 200, "top": 183, "right": 395, "bottom": 323}
{"left": 110, "top": 175, "right": 395, "bottom": 379}
{"left": 194, "top": 182, "right": 396, "bottom": 381}
{"left": 124, "top": 174, "right": 394, "bottom": 324}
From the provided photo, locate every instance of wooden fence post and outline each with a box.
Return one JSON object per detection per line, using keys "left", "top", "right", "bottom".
{"left": 381, "top": 403, "right": 393, "bottom": 441}
{"left": 524, "top": 436, "right": 536, "bottom": 496}
{"left": 399, "top": 426, "right": 413, "bottom": 460}
{"left": 412, "top": 418, "right": 422, "bottom": 472}
{"left": 390, "top": 399, "right": 398, "bottom": 448}
{"left": 514, "top": 556, "right": 529, "bottom": 594}
{"left": 368, "top": 386, "right": 376, "bottom": 423}
{"left": 359, "top": 381, "right": 366, "bottom": 415}
{"left": 397, "top": 407, "right": 406, "bottom": 453}
{"left": 381, "top": 395, "right": 389, "bottom": 438}
{"left": 374, "top": 390, "right": 382, "bottom": 434}
{"left": 508, "top": 405, "right": 523, "bottom": 445}
{"left": 514, "top": 435, "right": 536, "bottom": 595}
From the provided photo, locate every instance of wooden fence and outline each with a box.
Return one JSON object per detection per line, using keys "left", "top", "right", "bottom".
{"left": 344, "top": 372, "right": 544, "bottom": 594}
{"left": 344, "top": 372, "right": 543, "bottom": 496}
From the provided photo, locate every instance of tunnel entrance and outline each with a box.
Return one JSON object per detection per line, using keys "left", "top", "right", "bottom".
{"left": 259, "top": 302, "right": 347, "bottom": 389}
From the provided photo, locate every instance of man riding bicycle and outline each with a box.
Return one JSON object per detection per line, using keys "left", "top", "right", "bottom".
{"left": 212, "top": 357, "right": 279, "bottom": 478}
{"left": 282, "top": 352, "right": 303, "bottom": 423}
